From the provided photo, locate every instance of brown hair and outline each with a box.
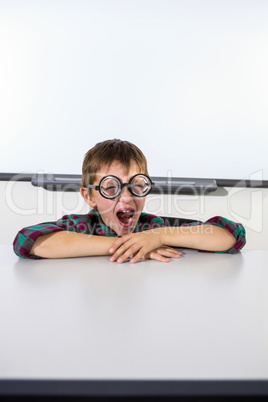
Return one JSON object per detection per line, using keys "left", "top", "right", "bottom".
{"left": 81, "top": 139, "right": 148, "bottom": 188}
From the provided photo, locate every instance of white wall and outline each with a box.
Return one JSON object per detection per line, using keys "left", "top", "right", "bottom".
{"left": 2, "top": 181, "right": 267, "bottom": 250}
{"left": 1, "top": 0, "right": 268, "bottom": 180}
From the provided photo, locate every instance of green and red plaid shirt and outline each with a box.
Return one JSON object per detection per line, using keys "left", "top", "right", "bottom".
{"left": 13, "top": 210, "right": 246, "bottom": 259}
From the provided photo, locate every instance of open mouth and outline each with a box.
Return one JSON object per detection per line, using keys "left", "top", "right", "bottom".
{"left": 116, "top": 209, "right": 135, "bottom": 227}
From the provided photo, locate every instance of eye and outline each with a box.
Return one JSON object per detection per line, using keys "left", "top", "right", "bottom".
{"left": 101, "top": 178, "right": 119, "bottom": 196}
{"left": 131, "top": 177, "right": 149, "bottom": 194}
{"left": 132, "top": 183, "right": 146, "bottom": 192}
{"left": 103, "top": 185, "right": 117, "bottom": 195}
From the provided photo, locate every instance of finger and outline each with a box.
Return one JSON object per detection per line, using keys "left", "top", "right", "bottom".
{"left": 110, "top": 233, "right": 137, "bottom": 252}
{"left": 157, "top": 247, "right": 182, "bottom": 255}
{"left": 115, "top": 243, "right": 144, "bottom": 264}
{"left": 109, "top": 235, "right": 131, "bottom": 253}
{"left": 148, "top": 252, "right": 170, "bottom": 263}
{"left": 129, "top": 247, "right": 150, "bottom": 264}
{"left": 110, "top": 239, "right": 139, "bottom": 262}
{"left": 109, "top": 237, "right": 136, "bottom": 261}
{"left": 156, "top": 248, "right": 181, "bottom": 258}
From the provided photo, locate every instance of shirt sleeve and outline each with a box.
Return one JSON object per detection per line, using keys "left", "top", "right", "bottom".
{"left": 181, "top": 216, "right": 246, "bottom": 254}
{"left": 13, "top": 215, "right": 79, "bottom": 259}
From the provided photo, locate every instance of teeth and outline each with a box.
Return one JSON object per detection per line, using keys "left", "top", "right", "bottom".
{"left": 120, "top": 210, "right": 133, "bottom": 213}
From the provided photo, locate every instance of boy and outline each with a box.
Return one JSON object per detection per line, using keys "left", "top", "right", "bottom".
{"left": 13, "top": 139, "right": 246, "bottom": 263}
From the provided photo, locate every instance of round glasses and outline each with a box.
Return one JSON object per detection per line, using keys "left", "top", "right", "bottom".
{"left": 87, "top": 174, "right": 154, "bottom": 199}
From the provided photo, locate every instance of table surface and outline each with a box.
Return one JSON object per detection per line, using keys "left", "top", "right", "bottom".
{"left": 1, "top": 245, "right": 268, "bottom": 386}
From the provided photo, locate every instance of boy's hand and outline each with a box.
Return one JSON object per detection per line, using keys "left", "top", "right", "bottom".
{"left": 109, "top": 229, "right": 181, "bottom": 263}
{"left": 144, "top": 246, "right": 182, "bottom": 263}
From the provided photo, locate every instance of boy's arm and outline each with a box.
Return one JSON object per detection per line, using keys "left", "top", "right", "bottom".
{"left": 30, "top": 231, "right": 115, "bottom": 259}
{"left": 109, "top": 225, "right": 234, "bottom": 263}
{"left": 161, "top": 224, "right": 236, "bottom": 252}
{"left": 110, "top": 217, "right": 246, "bottom": 263}
{"left": 13, "top": 213, "right": 115, "bottom": 259}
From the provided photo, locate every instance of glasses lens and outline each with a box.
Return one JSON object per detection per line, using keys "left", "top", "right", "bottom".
{"left": 130, "top": 175, "right": 151, "bottom": 196}
{"left": 100, "top": 176, "right": 120, "bottom": 198}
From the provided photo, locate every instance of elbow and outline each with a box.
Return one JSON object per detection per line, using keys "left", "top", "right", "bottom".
{"left": 205, "top": 225, "right": 237, "bottom": 252}
{"left": 219, "top": 228, "right": 237, "bottom": 252}
{"left": 29, "top": 234, "right": 52, "bottom": 258}
{"left": 224, "top": 230, "right": 236, "bottom": 250}
{"left": 29, "top": 241, "right": 45, "bottom": 258}
{"left": 217, "top": 228, "right": 242, "bottom": 253}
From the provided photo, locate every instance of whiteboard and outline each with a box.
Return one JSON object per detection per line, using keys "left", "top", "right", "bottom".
{"left": 0, "top": 0, "right": 268, "bottom": 180}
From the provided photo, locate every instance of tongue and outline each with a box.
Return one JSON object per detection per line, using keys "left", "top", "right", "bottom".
{"left": 117, "top": 211, "right": 134, "bottom": 224}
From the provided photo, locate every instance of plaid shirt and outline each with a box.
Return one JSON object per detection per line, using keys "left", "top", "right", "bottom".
{"left": 13, "top": 210, "right": 246, "bottom": 259}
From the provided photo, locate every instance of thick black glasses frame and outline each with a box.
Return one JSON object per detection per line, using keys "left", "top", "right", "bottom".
{"left": 87, "top": 174, "right": 154, "bottom": 199}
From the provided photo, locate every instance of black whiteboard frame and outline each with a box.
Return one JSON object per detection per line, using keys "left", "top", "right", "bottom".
{"left": 1, "top": 172, "right": 268, "bottom": 191}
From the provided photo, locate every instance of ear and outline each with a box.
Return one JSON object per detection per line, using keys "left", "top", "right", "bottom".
{"left": 80, "top": 187, "right": 97, "bottom": 208}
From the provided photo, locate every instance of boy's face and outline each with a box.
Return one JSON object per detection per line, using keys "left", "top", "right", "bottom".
{"left": 81, "top": 161, "right": 146, "bottom": 236}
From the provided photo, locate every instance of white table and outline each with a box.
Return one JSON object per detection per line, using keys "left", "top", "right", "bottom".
{"left": 0, "top": 245, "right": 268, "bottom": 398}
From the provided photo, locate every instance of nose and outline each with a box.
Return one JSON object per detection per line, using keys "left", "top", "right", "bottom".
{"left": 118, "top": 185, "right": 133, "bottom": 200}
